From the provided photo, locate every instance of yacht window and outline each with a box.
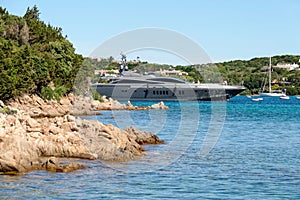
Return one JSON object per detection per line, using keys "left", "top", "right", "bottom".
{"left": 160, "top": 91, "right": 162, "bottom": 95}
{"left": 163, "top": 91, "right": 165, "bottom": 95}
{"left": 166, "top": 91, "right": 169, "bottom": 95}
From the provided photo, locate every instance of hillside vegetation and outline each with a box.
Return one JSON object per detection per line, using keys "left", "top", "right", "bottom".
{"left": 215, "top": 55, "right": 300, "bottom": 95}
{"left": 0, "top": 6, "right": 83, "bottom": 101}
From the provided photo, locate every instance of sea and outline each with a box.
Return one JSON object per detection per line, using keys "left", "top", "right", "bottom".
{"left": 1, "top": 96, "right": 300, "bottom": 199}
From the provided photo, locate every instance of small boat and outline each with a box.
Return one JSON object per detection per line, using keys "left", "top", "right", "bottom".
{"left": 280, "top": 95, "right": 290, "bottom": 100}
{"left": 252, "top": 97, "right": 263, "bottom": 102}
{"left": 260, "top": 92, "right": 284, "bottom": 97}
{"left": 296, "top": 96, "right": 300, "bottom": 100}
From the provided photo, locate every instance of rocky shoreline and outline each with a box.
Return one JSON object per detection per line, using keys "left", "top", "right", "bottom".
{"left": 0, "top": 94, "right": 166, "bottom": 175}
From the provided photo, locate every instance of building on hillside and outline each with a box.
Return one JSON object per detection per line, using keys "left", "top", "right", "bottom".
{"left": 156, "top": 68, "right": 188, "bottom": 76}
{"left": 273, "top": 63, "right": 299, "bottom": 71}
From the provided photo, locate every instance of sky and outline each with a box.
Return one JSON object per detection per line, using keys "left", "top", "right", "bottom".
{"left": 1, "top": 0, "right": 300, "bottom": 65}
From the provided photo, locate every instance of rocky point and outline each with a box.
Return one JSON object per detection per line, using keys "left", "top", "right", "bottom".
{"left": 0, "top": 94, "right": 165, "bottom": 175}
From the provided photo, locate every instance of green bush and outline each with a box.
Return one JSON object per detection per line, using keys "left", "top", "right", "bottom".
{"left": 41, "top": 85, "right": 68, "bottom": 101}
{"left": 91, "top": 88, "right": 103, "bottom": 102}
{"left": 41, "top": 86, "right": 54, "bottom": 100}
{"left": 53, "top": 85, "right": 67, "bottom": 101}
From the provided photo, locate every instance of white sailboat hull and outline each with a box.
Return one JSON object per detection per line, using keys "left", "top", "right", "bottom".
{"left": 260, "top": 92, "right": 284, "bottom": 97}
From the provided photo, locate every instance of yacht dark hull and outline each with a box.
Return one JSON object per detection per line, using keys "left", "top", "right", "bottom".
{"left": 92, "top": 83, "right": 245, "bottom": 101}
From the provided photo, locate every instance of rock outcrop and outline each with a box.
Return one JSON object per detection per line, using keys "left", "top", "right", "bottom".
{"left": 73, "top": 95, "right": 168, "bottom": 114}
{"left": 150, "top": 101, "right": 169, "bottom": 110}
{"left": 41, "top": 157, "right": 86, "bottom": 173}
{"left": 0, "top": 94, "right": 164, "bottom": 175}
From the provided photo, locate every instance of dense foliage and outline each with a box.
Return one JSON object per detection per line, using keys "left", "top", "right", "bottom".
{"left": 0, "top": 6, "right": 83, "bottom": 100}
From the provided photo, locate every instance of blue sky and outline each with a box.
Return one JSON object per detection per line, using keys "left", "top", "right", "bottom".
{"left": 1, "top": 0, "right": 300, "bottom": 64}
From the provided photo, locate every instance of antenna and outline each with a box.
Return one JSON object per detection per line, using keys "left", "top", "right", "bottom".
{"left": 119, "top": 52, "right": 128, "bottom": 75}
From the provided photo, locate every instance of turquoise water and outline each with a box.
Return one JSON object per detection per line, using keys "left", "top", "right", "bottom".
{"left": 1, "top": 96, "right": 300, "bottom": 199}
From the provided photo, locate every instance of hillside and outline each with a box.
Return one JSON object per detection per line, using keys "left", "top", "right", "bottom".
{"left": 215, "top": 55, "right": 300, "bottom": 95}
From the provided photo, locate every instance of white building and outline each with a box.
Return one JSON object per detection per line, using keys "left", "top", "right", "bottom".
{"left": 156, "top": 69, "right": 188, "bottom": 76}
{"left": 273, "top": 63, "right": 299, "bottom": 71}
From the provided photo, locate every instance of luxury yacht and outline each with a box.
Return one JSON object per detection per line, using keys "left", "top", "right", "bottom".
{"left": 91, "top": 71, "right": 245, "bottom": 101}
{"left": 92, "top": 53, "right": 244, "bottom": 101}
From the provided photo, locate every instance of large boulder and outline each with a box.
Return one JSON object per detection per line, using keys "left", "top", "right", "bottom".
{"left": 0, "top": 136, "right": 41, "bottom": 174}
{"left": 77, "top": 119, "right": 143, "bottom": 161}
{"left": 125, "top": 126, "right": 165, "bottom": 144}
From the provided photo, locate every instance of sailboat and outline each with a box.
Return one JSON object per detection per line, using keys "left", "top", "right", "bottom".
{"left": 260, "top": 57, "right": 284, "bottom": 97}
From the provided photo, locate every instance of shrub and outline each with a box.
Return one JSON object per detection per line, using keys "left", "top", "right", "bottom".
{"left": 53, "top": 85, "right": 67, "bottom": 101}
{"left": 41, "top": 86, "right": 54, "bottom": 100}
{"left": 91, "top": 88, "right": 103, "bottom": 102}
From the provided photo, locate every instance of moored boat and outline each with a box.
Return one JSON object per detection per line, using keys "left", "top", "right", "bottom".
{"left": 252, "top": 97, "right": 263, "bottom": 102}
{"left": 92, "top": 54, "right": 245, "bottom": 101}
{"left": 259, "top": 57, "right": 285, "bottom": 97}
{"left": 280, "top": 95, "right": 290, "bottom": 100}
{"left": 92, "top": 72, "right": 245, "bottom": 101}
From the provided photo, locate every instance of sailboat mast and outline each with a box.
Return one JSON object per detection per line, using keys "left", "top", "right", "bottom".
{"left": 269, "top": 57, "right": 272, "bottom": 93}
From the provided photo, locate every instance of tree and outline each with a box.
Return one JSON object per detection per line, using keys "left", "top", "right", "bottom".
{"left": 0, "top": 6, "right": 83, "bottom": 100}
{"left": 24, "top": 5, "right": 40, "bottom": 20}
